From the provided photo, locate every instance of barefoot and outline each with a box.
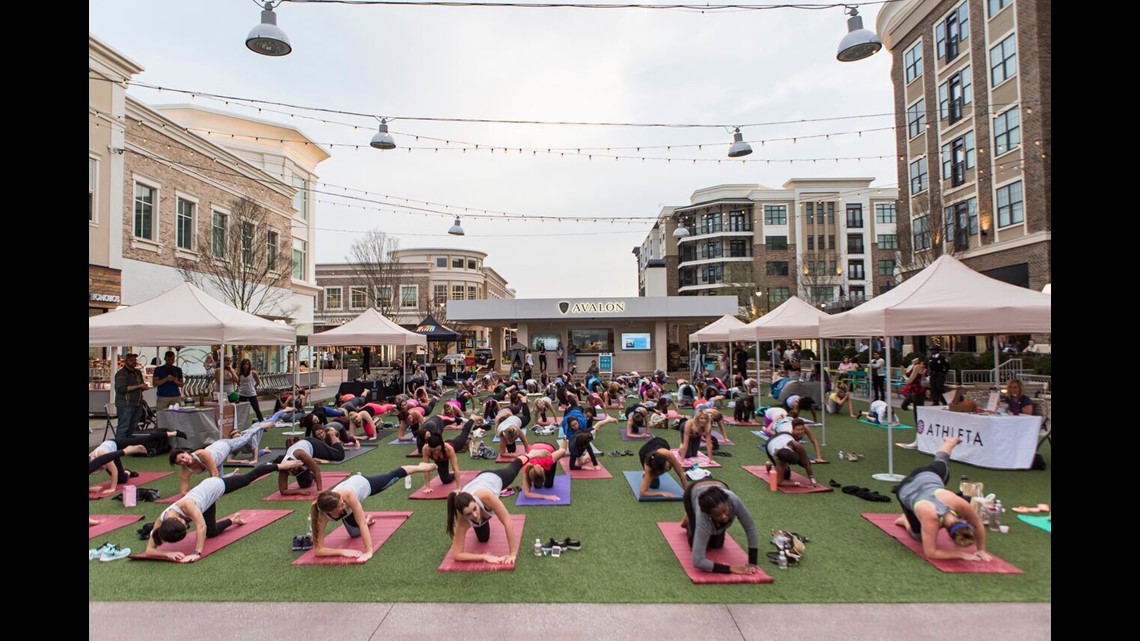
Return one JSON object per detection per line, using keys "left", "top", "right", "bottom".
{"left": 365, "top": 515, "right": 375, "bottom": 527}
{"left": 123, "top": 445, "right": 147, "bottom": 456}
{"left": 229, "top": 513, "right": 246, "bottom": 526}
{"left": 277, "top": 459, "right": 304, "bottom": 472}
{"left": 90, "top": 518, "right": 102, "bottom": 526}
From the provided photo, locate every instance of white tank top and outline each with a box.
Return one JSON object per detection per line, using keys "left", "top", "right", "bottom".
{"left": 162, "top": 476, "right": 226, "bottom": 520}
{"left": 238, "top": 372, "right": 258, "bottom": 397}
{"left": 766, "top": 433, "right": 795, "bottom": 457}
{"left": 284, "top": 439, "right": 314, "bottom": 461}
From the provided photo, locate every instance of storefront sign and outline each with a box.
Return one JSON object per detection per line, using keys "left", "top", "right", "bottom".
{"left": 557, "top": 301, "right": 626, "bottom": 315}
{"left": 90, "top": 293, "right": 121, "bottom": 303}
{"left": 598, "top": 353, "right": 613, "bottom": 374}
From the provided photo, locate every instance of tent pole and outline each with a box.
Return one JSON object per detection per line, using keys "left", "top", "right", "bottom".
{"left": 993, "top": 335, "right": 1000, "bottom": 388}
{"left": 871, "top": 335, "right": 903, "bottom": 482}
{"left": 755, "top": 340, "right": 761, "bottom": 414}
{"left": 821, "top": 339, "right": 827, "bottom": 447}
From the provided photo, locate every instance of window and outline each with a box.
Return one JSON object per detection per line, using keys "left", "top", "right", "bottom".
{"left": 996, "top": 181, "right": 1024, "bottom": 227}
{"left": 729, "top": 239, "right": 750, "bottom": 257}
{"left": 376, "top": 286, "right": 393, "bottom": 307}
{"left": 133, "top": 182, "right": 157, "bottom": 241}
{"left": 990, "top": 34, "right": 1018, "bottom": 86}
{"left": 811, "top": 287, "right": 835, "bottom": 303}
{"left": 435, "top": 257, "right": 446, "bottom": 268}
{"left": 988, "top": 0, "right": 1012, "bottom": 17}
{"left": 434, "top": 284, "right": 447, "bottom": 303}
{"left": 292, "top": 176, "right": 307, "bottom": 220}
{"left": 912, "top": 215, "right": 932, "bottom": 250}
{"left": 467, "top": 258, "right": 477, "bottom": 270}
{"left": 805, "top": 203, "right": 814, "bottom": 225}
{"left": 241, "top": 222, "right": 255, "bottom": 266}
{"left": 569, "top": 329, "right": 614, "bottom": 353}
{"left": 707, "top": 212, "right": 722, "bottom": 233}
{"left": 766, "top": 261, "right": 789, "bottom": 276}
{"left": 764, "top": 236, "right": 787, "bottom": 251}
{"left": 452, "top": 257, "right": 464, "bottom": 269}
{"left": 909, "top": 157, "right": 929, "bottom": 193}
{"left": 468, "top": 285, "right": 478, "bottom": 299}
{"left": 850, "top": 285, "right": 866, "bottom": 300}
{"left": 827, "top": 260, "right": 837, "bottom": 275}
{"left": 701, "top": 265, "right": 723, "bottom": 284}
{"left": 763, "top": 205, "right": 787, "bottom": 225}
{"left": 400, "top": 285, "right": 418, "bottom": 309}
{"left": 938, "top": 66, "right": 972, "bottom": 122}
{"left": 993, "top": 107, "right": 1021, "bottom": 156}
{"left": 940, "top": 131, "right": 976, "bottom": 186}
{"left": 680, "top": 244, "right": 697, "bottom": 262}
{"left": 907, "top": 99, "right": 926, "bottom": 139}
{"left": 847, "top": 234, "right": 865, "bottom": 254}
{"left": 878, "top": 259, "right": 896, "bottom": 276}
{"left": 807, "top": 236, "right": 815, "bottom": 250}
{"left": 944, "top": 198, "right": 978, "bottom": 251}
{"left": 848, "top": 260, "right": 866, "bottom": 280}
{"left": 935, "top": 2, "right": 969, "bottom": 61}
{"left": 212, "top": 211, "right": 227, "bottom": 258}
{"left": 700, "top": 240, "right": 722, "bottom": 259}
{"left": 727, "top": 210, "right": 749, "bottom": 231}
{"left": 176, "top": 198, "right": 195, "bottom": 251}
{"left": 349, "top": 286, "right": 368, "bottom": 309}
{"left": 292, "top": 238, "right": 306, "bottom": 280}
{"left": 266, "top": 231, "right": 278, "bottom": 270}
{"left": 846, "top": 204, "right": 864, "bottom": 228}
{"left": 828, "top": 235, "right": 835, "bottom": 250}
{"left": 771, "top": 287, "right": 790, "bottom": 304}
{"left": 89, "top": 157, "right": 97, "bottom": 222}
{"left": 877, "top": 234, "right": 898, "bottom": 249}
{"left": 450, "top": 284, "right": 465, "bottom": 301}
{"left": 817, "top": 235, "right": 825, "bottom": 250}
{"left": 679, "top": 267, "right": 696, "bottom": 287}
{"left": 827, "top": 203, "right": 836, "bottom": 225}
{"left": 875, "top": 203, "right": 897, "bottom": 223}
{"left": 904, "top": 42, "right": 923, "bottom": 83}
{"left": 325, "top": 287, "right": 342, "bottom": 310}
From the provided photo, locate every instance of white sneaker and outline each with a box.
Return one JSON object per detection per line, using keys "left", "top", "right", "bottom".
{"left": 99, "top": 544, "right": 132, "bottom": 562}
{"left": 90, "top": 542, "right": 115, "bottom": 561}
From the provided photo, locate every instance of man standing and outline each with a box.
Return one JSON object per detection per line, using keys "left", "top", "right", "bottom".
{"left": 362, "top": 346, "right": 372, "bottom": 376}
{"left": 152, "top": 350, "right": 184, "bottom": 410}
{"left": 538, "top": 343, "right": 548, "bottom": 373}
{"left": 927, "top": 345, "right": 950, "bottom": 405}
{"left": 115, "top": 353, "right": 149, "bottom": 438}
{"left": 735, "top": 344, "right": 748, "bottom": 379}
{"left": 869, "top": 351, "right": 886, "bottom": 402}
{"left": 566, "top": 342, "right": 577, "bottom": 374}
{"left": 587, "top": 359, "right": 600, "bottom": 379}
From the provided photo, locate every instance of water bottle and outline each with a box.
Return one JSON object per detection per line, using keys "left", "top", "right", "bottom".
{"left": 837, "top": 450, "right": 845, "bottom": 462}
{"left": 988, "top": 500, "right": 1003, "bottom": 532}
{"left": 405, "top": 474, "right": 412, "bottom": 490}
{"left": 777, "top": 550, "right": 788, "bottom": 570}
{"left": 534, "top": 538, "right": 543, "bottom": 557}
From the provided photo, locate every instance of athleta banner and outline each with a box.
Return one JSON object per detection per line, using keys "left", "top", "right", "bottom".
{"left": 914, "top": 407, "right": 1043, "bottom": 470}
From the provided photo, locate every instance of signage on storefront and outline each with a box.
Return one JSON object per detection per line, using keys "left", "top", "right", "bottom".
{"left": 557, "top": 301, "right": 626, "bottom": 315}
{"left": 90, "top": 293, "right": 121, "bottom": 303}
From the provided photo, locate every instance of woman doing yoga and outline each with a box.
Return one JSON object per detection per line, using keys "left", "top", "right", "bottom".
{"left": 445, "top": 457, "right": 530, "bottom": 564}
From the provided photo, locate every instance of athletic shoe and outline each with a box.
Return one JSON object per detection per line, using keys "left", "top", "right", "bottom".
{"left": 99, "top": 544, "right": 131, "bottom": 562}
{"left": 558, "top": 537, "right": 582, "bottom": 550}
{"left": 90, "top": 542, "right": 115, "bottom": 561}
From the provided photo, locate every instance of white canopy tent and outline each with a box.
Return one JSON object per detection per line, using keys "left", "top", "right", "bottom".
{"left": 818, "top": 255, "right": 1052, "bottom": 481}
{"left": 88, "top": 281, "right": 297, "bottom": 415}
{"left": 309, "top": 308, "right": 427, "bottom": 403}
{"left": 688, "top": 314, "right": 747, "bottom": 381}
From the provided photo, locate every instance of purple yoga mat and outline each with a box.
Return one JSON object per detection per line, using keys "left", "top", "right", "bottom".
{"left": 515, "top": 474, "right": 571, "bottom": 506}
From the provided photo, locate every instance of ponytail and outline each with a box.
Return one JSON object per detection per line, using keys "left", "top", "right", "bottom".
{"left": 446, "top": 491, "right": 474, "bottom": 538}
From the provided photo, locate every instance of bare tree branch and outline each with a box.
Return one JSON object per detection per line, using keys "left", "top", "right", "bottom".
{"left": 346, "top": 230, "right": 402, "bottom": 317}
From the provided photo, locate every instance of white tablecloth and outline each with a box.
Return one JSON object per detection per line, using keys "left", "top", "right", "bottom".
{"left": 915, "top": 406, "right": 1043, "bottom": 470}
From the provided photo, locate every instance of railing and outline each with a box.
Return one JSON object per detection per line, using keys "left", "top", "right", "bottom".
{"left": 960, "top": 359, "right": 1024, "bottom": 385}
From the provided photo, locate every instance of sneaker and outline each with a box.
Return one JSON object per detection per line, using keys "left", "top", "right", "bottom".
{"left": 90, "top": 542, "right": 115, "bottom": 561}
{"left": 99, "top": 544, "right": 131, "bottom": 562}
{"left": 558, "top": 537, "right": 582, "bottom": 550}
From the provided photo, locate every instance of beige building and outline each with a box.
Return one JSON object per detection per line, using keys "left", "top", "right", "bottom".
{"left": 637, "top": 179, "right": 899, "bottom": 313}
{"left": 877, "top": 0, "right": 1050, "bottom": 293}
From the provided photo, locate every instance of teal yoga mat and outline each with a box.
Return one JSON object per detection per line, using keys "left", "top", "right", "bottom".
{"left": 858, "top": 418, "right": 914, "bottom": 430}
{"left": 1017, "top": 514, "right": 1051, "bottom": 533}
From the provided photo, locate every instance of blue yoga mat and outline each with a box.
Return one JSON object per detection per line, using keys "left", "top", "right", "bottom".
{"left": 515, "top": 475, "right": 571, "bottom": 506}
{"left": 387, "top": 436, "right": 418, "bottom": 445}
{"left": 1017, "top": 514, "right": 1051, "bottom": 533}
{"left": 622, "top": 470, "right": 683, "bottom": 502}
{"left": 858, "top": 418, "right": 914, "bottom": 430}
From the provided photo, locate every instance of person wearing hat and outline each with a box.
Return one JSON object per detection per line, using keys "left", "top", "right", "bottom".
{"left": 926, "top": 345, "right": 950, "bottom": 406}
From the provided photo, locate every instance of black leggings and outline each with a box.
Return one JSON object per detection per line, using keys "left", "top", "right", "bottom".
{"left": 897, "top": 452, "right": 951, "bottom": 536}
{"left": 293, "top": 439, "right": 346, "bottom": 488}
{"left": 683, "top": 479, "right": 729, "bottom": 549}
{"left": 203, "top": 462, "right": 280, "bottom": 537}
{"left": 89, "top": 450, "right": 126, "bottom": 475}
{"left": 468, "top": 459, "right": 526, "bottom": 544}
{"left": 342, "top": 467, "right": 409, "bottom": 537}
{"left": 240, "top": 395, "right": 265, "bottom": 422}
{"left": 434, "top": 421, "right": 476, "bottom": 484}
{"left": 97, "top": 433, "right": 172, "bottom": 483}
{"left": 683, "top": 431, "right": 716, "bottom": 459}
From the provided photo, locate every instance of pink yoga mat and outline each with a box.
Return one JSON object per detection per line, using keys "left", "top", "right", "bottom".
{"left": 558, "top": 457, "right": 612, "bottom": 479}
{"left": 705, "top": 430, "right": 734, "bottom": 445}
{"left": 861, "top": 513, "right": 1024, "bottom": 574}
{"left": 495, "top": 453, "right": 527, "bottom": 463}
{"left": 263, "top": 472, "right": 352, "bottom": 501}
{"left": 89, "top": 514, "right": 144, "bottom": 539}
{"left": 410, "top": 471, "right": 480, "bottom": 499}
{"left": 669, "top": 450, "right": 722, "bottom": 469}
{"left": 129, "top": 509, "right": 293, "bottom": 562}
{"left": 291, "top": 511, "right": 412, "bottom": 566}
{"left": 725, "top": 419, "right": 761, "bottom": 426}
{"left": 89, "top": 471, "right": 173, "bottom": 500}
{"left": 656, "top": 522, "right": 774, "bottom": 585}
{"left": 515, "top": 475, "right": 571, "bottom": 506}
{"left": 438, "top": 514, "right": 525, "bottom": 572}
{"left": 741, "top": 466, "right": 833, "bottom": 494}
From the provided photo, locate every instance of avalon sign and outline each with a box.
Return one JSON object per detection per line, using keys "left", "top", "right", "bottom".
{"left": 557, "top": 301, "right": 626, "bottom": 315}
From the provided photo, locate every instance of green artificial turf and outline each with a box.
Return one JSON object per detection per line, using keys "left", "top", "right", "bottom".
{"left": 88, "top": 392, "right": 1051, "bottom": 603}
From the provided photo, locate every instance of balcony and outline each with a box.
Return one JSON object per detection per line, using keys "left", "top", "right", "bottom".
{"left": 951, "top": 161, "right": 966, "bottom": 187}
{"left": 824, "top": 294, "right": 872, "bottom": 313}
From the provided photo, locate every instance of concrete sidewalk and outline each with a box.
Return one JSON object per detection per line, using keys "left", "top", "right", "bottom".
{"left": 89, "top": 602, "right": 1050, "bottom": 640}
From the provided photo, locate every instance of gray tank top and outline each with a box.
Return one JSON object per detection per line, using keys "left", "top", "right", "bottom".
{"left": 461, "top": 473, "right": 502, "bottom": 527}
{"left": 161, "top": 476, "right": 226, "bottom": 520}
{"left": 897, "top": 472, "right": 952, "bottom": 520}
{"left": 326, "top": 474, "right": 371, "bottom": 521}
{"left": 238, "top": 372, "right": 257, "bottom": 397}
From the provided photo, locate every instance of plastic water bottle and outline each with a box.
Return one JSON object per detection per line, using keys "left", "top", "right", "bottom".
{"left": 777, "top": 550, "right": 788, "bottom": 570}
{"left": 405, "top": 474, "right": 412, "bottom": 490}
{"left": 988, "top": 501, "right": 1003, "bottom": 532}
{"left": 837, "top": 450, "right": 845, "bottom": 462}
{"left": 534, "top": 538, "right": 543, "bottom": 557}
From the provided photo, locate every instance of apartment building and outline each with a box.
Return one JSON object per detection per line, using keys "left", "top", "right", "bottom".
{"left": 877, "top": 0, "right": 1050, "bottom": 289}
{"left": 636, "top": 178, "right": 899, "bottom": 313}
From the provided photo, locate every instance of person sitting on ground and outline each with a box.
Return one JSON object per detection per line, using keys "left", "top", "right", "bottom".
{"left": 680, "top": 478, "right": 759, "bottom": 575}
{"left": 521, "top": 442, "right": 568, "bottom": 501}
{"left": 1002, "top": 379, "right": 1034, "bottom": 416}
{"left": 637, "top": 436, "right": 689, "bottom": 499}
{"left": 893, "top": 437, "right": 992, "bottom": 562}
{"left": 764, "top": 418, "right": 820, "bottom": 488}
{"left": 859, "top": 399, "right": 896, "bottom": 425}
{"left": 826, "top": 383, "right": 857, "bottom": 418}
{"left": 445, "top": 456, "right": 530, "bottom": 564}
{"left": 677, "top": 381, "right": 698, "bottom": 407}
{"left": 309, "top": 462, "right": 438, "bottom": 563}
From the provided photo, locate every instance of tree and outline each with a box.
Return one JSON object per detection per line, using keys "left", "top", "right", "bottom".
{"left": 893, "top": 198, "right": 968, "bottom": 285}
{"left": 720, "top": 262, "right": 760, "bottom": 321}
{"left": 176, "top": 196, "right": 295, "bottom": 318}
{"left": 346, "top": 229, "right": 402, "bottom": 318}
{"left": 797, "top": 246, "right": 842, "bottom": 307}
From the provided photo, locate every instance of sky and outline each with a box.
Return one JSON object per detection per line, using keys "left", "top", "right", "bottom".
{"left": 89, "top": 0, "right": 899, "bottom": 298}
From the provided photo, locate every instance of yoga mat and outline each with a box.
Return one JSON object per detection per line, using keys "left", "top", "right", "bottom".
{"left": 410, "top": 471, "right": 480, "bottom": 499}
{"left": 861, "top": 513, "right": 1024, "bottom": 574}
{"left": 515, "top": 475, "right": 571, "bottom": 506}
{"left": 558, "top": 457, "right": 612, "bottom": 480}
{"left": 858, "top": 419, "right": 914, "bottom": 430}
{"left": 621, "top": 429, "right": 654, "bottom": 441}
{"left": 438, "top": 514, "right": 526, "bottom": 572}
{"left": 263, "top": 472, "right": 352, "bottom": 501}
{"left": 623, "top": 470, "right": 683, "bottom": 501}
{"left": 754, "top": 445, "right": 820, "bottom": 463}
{"left": 226, "top": 449, "right": 286, "bottom": 467}
{"left": 1017, "top": 514, "right": 1052, "bottom": 534}
{"left": 320, "top": 446, "right": 375, "bottom": 465}
{"left": 669, "top": 450, "right": 722, "bottom": 469}
{"left": 291, "top": 511, "right": 412, "bottom": 566}
{"left": 129, "top": 509, "right": 293, "bottom": 562}
{"left": 725, "top": 419, "right": 761, "bottom": 426}
{"left": 665, "top": 410, "right": 684, "bottom": 420}
{"left": 741, "top": 466, "right": 832, "bottom": 494}
{"left": 89, "top": 472, "right": 173, "bottom": 500}
{"left": 388, "top": 436, "right": 418, "bottom": 445}
{"left": 707, "top": 430, "right": 734, "bottom": 446}
{"left": 89, "top": 514, "right": 144, "bottom": 539}
{"left": 656, "top": 522, "right": 774, "bottom": 585}
{"left": 751, "top": 430, "right": 772, "bottom": 441}
{"left": 495, "top": 452, "right": 527, "bottom": 463}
